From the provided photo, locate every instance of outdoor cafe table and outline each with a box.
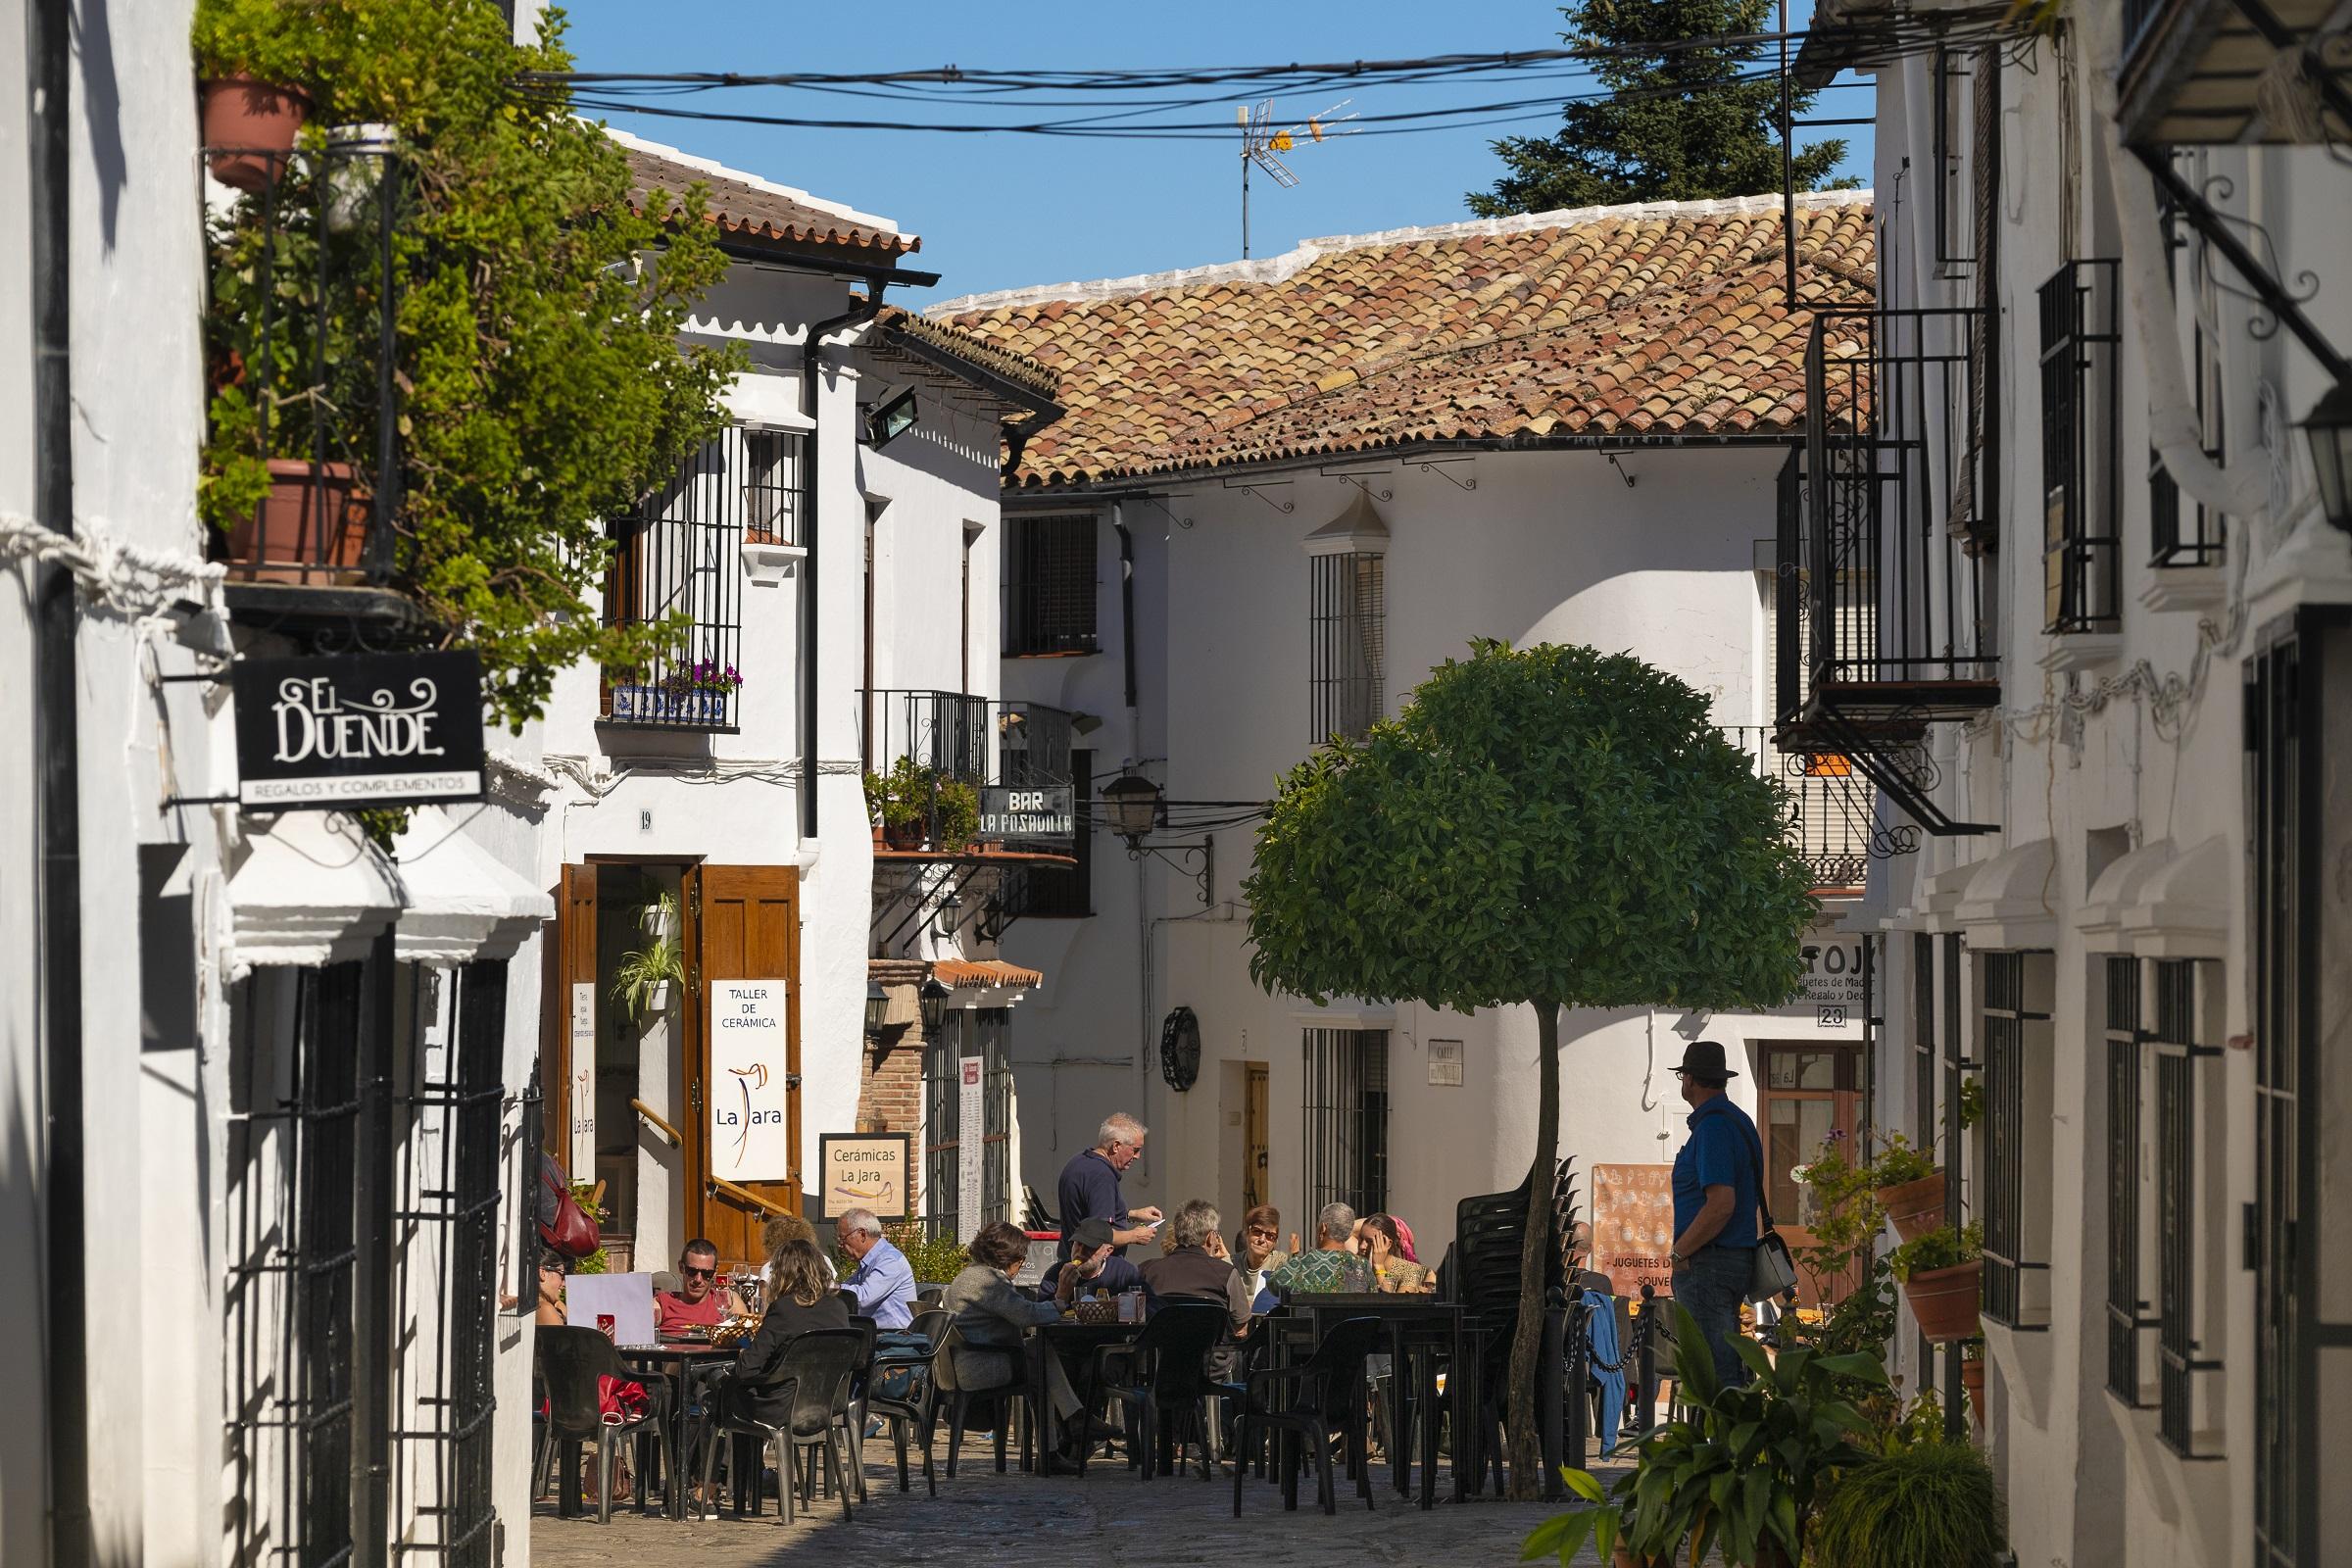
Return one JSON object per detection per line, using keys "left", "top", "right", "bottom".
{"left": 616, "top": 1340, "right": 738, "bottom": 1519}
{"left": 1258, "top": 1296, "right": 1485, "bottom": 1510}
{"left": 1028, "top": 1317, "right": 1143, "bottom": 1474}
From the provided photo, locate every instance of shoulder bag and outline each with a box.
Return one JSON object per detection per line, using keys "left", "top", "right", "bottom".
{"left": 1740, "top": 1118, "right": 1800, "bottom": 1304}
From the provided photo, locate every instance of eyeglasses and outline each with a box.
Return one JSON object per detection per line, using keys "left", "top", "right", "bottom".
{"left": 682, "top": 1265, "right": 717, "bottom": 1280}
{"left": 1246, "top": 1228, "right": 1278, "bottom": 1242}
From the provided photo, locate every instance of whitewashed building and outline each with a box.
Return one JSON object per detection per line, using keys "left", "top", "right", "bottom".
{"left": 1791, "top": 5, "right": 2352, "bottom": 1566}
{"left": 939, "top": 195, "right": 1888, "bottom": 1269}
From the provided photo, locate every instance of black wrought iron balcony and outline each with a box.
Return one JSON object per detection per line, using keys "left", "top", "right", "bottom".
{"left": 201, "top": 135, "right": 410, "bottom": 622}
{"left": 1724, "top": 726, "right": 1905, "bottom": 897}
{"left": 859, "top": 689, "right": 1076, "bottom": 860}
{"left": 2117, "top": 0, "right": 2350, "bottom": 146}
{"left": 2039, "top": 260, "right": 2123, "bottom": 635}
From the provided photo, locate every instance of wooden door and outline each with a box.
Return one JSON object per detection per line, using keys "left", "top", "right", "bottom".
{"left": 1243, "top": 1063, "right": 1270, "bottom": 1214}
{"left": 685, "top": 864, "right": 803, "bottom": 1266}
{"left": 546, "top": 864, "right": 599, "bottom": 1174}
{"left": 1758, "top": 1042, "right": 1864, "bottom": 1305}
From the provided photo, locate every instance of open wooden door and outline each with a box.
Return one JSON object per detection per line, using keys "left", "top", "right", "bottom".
{"left": 547, "top": 864, "right": 599, "bottom": 1174}
{"left": 683, "top": 863, "right": 803, "bottom": 1266}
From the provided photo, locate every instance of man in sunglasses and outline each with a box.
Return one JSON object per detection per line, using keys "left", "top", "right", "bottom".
{"left": 654, "top": 1239, "right": 747, "bottom": 1335}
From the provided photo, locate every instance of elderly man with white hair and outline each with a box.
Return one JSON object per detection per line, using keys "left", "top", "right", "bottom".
{"left": 1269, "top": 1201, "right": 1377, "bottom": 1296}
{"left": 834, "top": 1206, "right": 915, "bottom": 1330}
{"left": 1054, "top": 1110, "right": 1162, "bottom": 1263}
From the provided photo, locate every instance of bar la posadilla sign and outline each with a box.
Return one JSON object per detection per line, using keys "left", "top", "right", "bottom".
{"left": 979, "top": 785, "right": 1075, "bottom": 850}
{"left": 231, "top": 651, "right": 486, "bottom": 808}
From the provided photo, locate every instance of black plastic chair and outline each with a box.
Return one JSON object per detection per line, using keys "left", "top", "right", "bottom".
{"left": 866, "top": 1306, "right": 952, "bottom": 1494}
{"left": 1231, "top": 1315, "right": 1382, "bottom": 1517}
{"left": 534, "top": 1326, "right": 672, "bottom": 1526}
{"left": 1088, "top": 1301, "right": 1229, "bottom": 1481}
{"left": 699, "top": 1326, "right": 864, "bottom": 1525}
{"left": 932, "top": 1321, "right": 1040, "bottom": 1477}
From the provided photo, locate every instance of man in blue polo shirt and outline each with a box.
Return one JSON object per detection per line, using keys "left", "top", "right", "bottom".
{"left": 1667, "top": 1040, "right": 1762, "bottom": 1388}
{"left": 1055, "top": 1111, "right": 1162, "bottom": 1261}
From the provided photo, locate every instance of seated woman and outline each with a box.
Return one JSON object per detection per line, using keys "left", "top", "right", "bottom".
{"left": 719, "top": 1238, "right": 851, "bottom": 1426}
{"left": 1361, "top": 1213, "right": 1436, "bottom": 1294}
{"left": 1233, "top": 1204, "right": 1286, "bottom": 1312}
{"left": 942, "top": 1219, "right": 1101, "bottom": 1459}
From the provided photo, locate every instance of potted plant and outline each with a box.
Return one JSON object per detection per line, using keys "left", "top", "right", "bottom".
{"left": 192, "top": 0, "right": 312, "bottom": 192}
{"left": 1868, "top": 1134, "right": 1946, "bottom": 1243}
{"left": 612, "top": 895, "right": 685, "bottom": 1020}
{"left": 1889, "top": 1221, "right": 1984, "bottom": 1343}
{"left": 1958, "top": 1340, "right": 1986, "bottom": 1426}
{"left": 658, "top": 660, "right": 742, "bottom": 723}
{"left": 937, "top": 776, "right": 982, "bottom": 853}
{"left": 1809, "top": 1429, "right": 2007, "bottom": 1568}
{"left": 875, "top": 756, "right": 935, "bottom": 849}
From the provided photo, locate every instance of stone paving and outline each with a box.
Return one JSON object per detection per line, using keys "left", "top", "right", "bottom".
{"left": 529, "top": 1435, "right": 1630, "bottom": 1567}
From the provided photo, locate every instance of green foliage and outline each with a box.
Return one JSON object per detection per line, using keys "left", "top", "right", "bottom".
{"left": 937, "top": 778, "right": 981, "bottom": 853}
{"left": 1957, "top": 1072, "right": 1985, "bottom": 1130}
{"left": 1810, "top": 1434, "right": 2007, "bottom": 1568}
{"left": 1519, "top": 1464, "right": 1629, "bottom": 1566}
{"left": 1246, "top": 640, "right": 1819, "bottom": 1014}
{"left": 193, "top": 0, "right": 744, "bottom": 729}
{"left": 611, "top": 894, "right": 685, "bottom": 1021}
{"left": 1526, "top": 1302, "right": 1887, "bottom": 1565}
{"left": 1468, "top": 0, "right": 1856, "bottom": 217}
{"left": 862, "top": 758, "right": 980, "bottom": 849}
{"left": 1865, "top": 1132, "right": 1937, "bottom": 1188}
{"left": 1887, "top": 1221, "right": 1983, "bottom": 1282}
{"left": 841, "top": 1221, "right": 968, "bottom": 1287}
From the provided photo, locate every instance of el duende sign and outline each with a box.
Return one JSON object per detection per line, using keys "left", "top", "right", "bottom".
{"left": 710, "top": 980, "right": 791, "bottom": 1184}
{"left": 231, "top": 651, "right": 485, "bottom": 808}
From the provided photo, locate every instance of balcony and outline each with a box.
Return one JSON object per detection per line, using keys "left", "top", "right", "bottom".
{"left": 202, "top": 138, "right": 414, "bottom": 632}
{"left": 859, "top": 689, "right": 1077, "bottom": 866}
{"left": 2117, "top": 0, "right": 2349, "bottom": 147}
{"left": 1725, "top": 726, "right": 1902, "bottom": 897}
{"left": 1775, "top": 306, "right": 1999, "bottom": 837}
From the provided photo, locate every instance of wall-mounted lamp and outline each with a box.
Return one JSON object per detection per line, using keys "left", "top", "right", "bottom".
{"left": 934, "top": 892, "right": 962, "bottom": 939}
{"left": 2304, "top": 378, "right": 2352, "bottom": 536}
{"left": 918, "top": 977, "right": 952, "bottom": 1034}
{"left": 864, "top": 386, "right": 918, "bottom": 449}
{"left": 1102, "top": 771, "right": 1164, "bottom": 841}
{"left": 863, "top": 980, "right": 890, "bottom": 1044}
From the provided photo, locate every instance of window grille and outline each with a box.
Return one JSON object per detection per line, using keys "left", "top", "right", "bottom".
{"left": 923, "top": 1008, "right": 1011, "bottom": 1240}
{"left": 1301, "top": 1029, "right": 1389, "bottom": 1218}
{"left": 2039, "top": 260, "right": 2123, "bottom": 633}
{"left": 743, "top": 429, "right": 800, "bottom": 543}
{"left": 1003, "top": 513, "right": 1099, "bottom": 656}
{"left": 603, "top": 429, "right": 756, "bottom": 731}
{"left": 1981, "top": 949, "right": 2051, "bottom": 1330}
{"left": 2105, "top": 956, "right": 2153, "bottom": 1404}
{"left": 1309, "top": 552, "right": 1385, "bottom": 742}
{"left": 1933, "top": 47, "right": 1975, "bottom": 278}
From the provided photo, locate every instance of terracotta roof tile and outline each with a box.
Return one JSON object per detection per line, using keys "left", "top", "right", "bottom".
{"left": 616, "top": 135, "right": 917, "bottom": 259}
{"left": 933, "top": 193, "right": 1872, "bottom": 486}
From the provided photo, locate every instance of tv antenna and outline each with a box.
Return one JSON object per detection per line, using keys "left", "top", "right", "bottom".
{"left": 1236, "top": 99, "right": 1356, "bottom": 259}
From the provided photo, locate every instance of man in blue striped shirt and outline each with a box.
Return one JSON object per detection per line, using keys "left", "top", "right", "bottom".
{"left": 836, "top": 1208, "right": 915, "bottom": 1330}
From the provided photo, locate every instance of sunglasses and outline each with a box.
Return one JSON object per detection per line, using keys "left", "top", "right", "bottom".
{"left": 1246, "top": 1228, "right": 1278, "bottom": 1241}
{"left": 682, "top": 1266, "right": 717, "bottom": 1280}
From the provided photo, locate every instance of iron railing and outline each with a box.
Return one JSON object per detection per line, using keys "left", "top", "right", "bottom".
{"left": 1723, "top": 726, "right": 1891, "bottom": 893}
{"left": 202, "top": 139, "right": 406, "bottom": 591}
{"left": 860, "top": 689, "right": 1075, "bottom": 853}
{"left": 2038, "top": 261, "right": 2124, "bottom": 634}
{"left": 2105, "top": 956, "right": 2153, "bottom": 1405}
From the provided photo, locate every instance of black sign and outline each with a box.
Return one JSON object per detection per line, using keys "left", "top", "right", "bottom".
{"left": 979, "top": 785, "right": 1075, "bottom": 850}
{"left": 231, "top": 651, "right": 486, "bottom": 809}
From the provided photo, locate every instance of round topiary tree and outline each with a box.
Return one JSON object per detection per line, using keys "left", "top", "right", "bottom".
{"left": 1245, "top": 639, "right": 1818, "bottom": 1498}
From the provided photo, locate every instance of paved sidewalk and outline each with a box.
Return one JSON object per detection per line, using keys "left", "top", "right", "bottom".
{"left": 529, "top": 1436, "right": 1625, "bottom": 1566}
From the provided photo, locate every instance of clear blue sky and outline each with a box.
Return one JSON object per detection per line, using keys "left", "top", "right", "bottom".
{"left": 555, "top": 1, "right": 1872, "bottom": 308}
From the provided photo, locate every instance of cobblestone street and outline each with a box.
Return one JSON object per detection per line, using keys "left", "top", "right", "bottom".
{"left": 529, "top": 1437, "right": 1628, "bottom": 1566}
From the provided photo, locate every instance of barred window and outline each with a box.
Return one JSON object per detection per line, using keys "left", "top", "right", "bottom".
{"left": 1982, "top": 950, "right": 2053, "bottom": 1330}
{"left": 2039, "top": 260, "right": 2122, "bottom": 634}
{"left": 1309, "top": 552, "right": 1385, "bottom": 742}
{"left": 743, "top": 428, "right": 800, "bottom": 543}
{"left": 2150, "top": 958, "right": 2223, "bottom": 1456}
{"left": 2105, "top": 956, "right": 2153, "bottom": 1404}
{"left": 1301, "top": 1029, "right": 1389, "bottom": 1218}
{"left": 604, "top": 429, "right": 754, "bottom": 731}
{"left": 1003, "top": 513, "right": 1099, "bottom": 656}
{"left": 924, "top": 1007, "right": 1011, "bottom": 1240}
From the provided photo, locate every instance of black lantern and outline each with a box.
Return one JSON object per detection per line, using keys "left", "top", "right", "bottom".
{"left": 863, "top": 980, "right": 890, "bottom": 1041}
{"left": 918, "top": 977, "right": 952, "bottom": 1033}
{"left": 1102, "top": 771, "right": 1163, "bottom": 841}
{"left": 1158, "top": 1005, "right": 1201, "bottom": 1093}
{"left": 2305, "top": 378, "right": 2352, "bottom": 536}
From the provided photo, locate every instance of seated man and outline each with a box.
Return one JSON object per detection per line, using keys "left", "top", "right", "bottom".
{"left": 1139, "top": 1199, "right": 1253, "bottom": 1382}
{"left": 1268, "top": 1202, "right": 1377, "bottom": 1296}
{"left": 653, "top": 1238, "right": 745, "bottom": 1335}
{"left": 1044, "top": 1217, "right": 1144, "bottom": 1303}
{"left": 835, "top": 1207, "right": 916, "bottom": 1330}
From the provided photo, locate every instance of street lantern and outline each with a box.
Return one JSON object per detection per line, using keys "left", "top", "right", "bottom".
{"left": 1102, "top": 772, "right": 1163, "bottom": 842}
{"left": 863, "top": 980, "right": 890, "bottom": 1041}
{"left": 918, "top": 977, "right": 952, "bottom": 1034}
{"left": 2304, "top": 378, "right": 2352, "bottom": 536}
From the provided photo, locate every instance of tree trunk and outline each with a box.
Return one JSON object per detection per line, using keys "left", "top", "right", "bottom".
{"left": 1505, "top": 997, "right": 1560, "bottom": 1499}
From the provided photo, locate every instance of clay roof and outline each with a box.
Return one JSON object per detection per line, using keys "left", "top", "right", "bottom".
{"left": 612, "top": 129, "right": 918, "bottom": 259}
{"left": 932, "top": 958, "right": 1044, "bottom": 991}
{"left": 931, "top": 192, "right": 1873, "bottom": 489}
{"left": 872, "top": 306, "right": 1058, "bottom": 403}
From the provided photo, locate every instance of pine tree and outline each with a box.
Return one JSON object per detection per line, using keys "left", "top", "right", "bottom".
{"left": 1467, "top": 0, "right": 1854, "bottom": 217}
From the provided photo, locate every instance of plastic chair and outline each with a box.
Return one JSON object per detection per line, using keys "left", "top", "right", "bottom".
{"left": 534, "top": 1326, "right": 672, "bottom": 1526}
{"left": 866, "top": 1306, "right": 952, "bottom": 1494}
{"left": 1088, "top": 1302, "right": 1229, "bottom": 1481}
{"left": 931, "top": 1321, "right": 1039, "bottom": 1478}
{"left": 1231, "top": 1315, "right": 1382, "bottom": 1517}
{"left": 698, "top": 1326, "right": 864, "bottom": 1525}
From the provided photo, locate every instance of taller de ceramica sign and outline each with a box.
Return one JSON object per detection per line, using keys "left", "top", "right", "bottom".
{"left": 230, "top": 651, "right": 486, "bottom": 808}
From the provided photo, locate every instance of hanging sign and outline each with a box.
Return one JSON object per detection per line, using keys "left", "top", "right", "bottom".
{"left": 230, "top": 651, "right": 485, "bottom": 808}
{"left": 816, "top": 1133, "right": 910, "bottom": 1220}
{"left": 978, "top": 785, "right": 1076, "bottom": 851}
{"left": 956, "top": 1055, "right": 985, "bottom": 1244}
{"left": 568, "top": 982, "right": 597, "bottom": 1174}
{"left": 710, "top": 980, "right": 791, "bottom": 1183}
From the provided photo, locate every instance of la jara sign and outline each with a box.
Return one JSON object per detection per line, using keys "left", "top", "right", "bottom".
{"left": 710, "top": 980, "right": 791, "bottom": 1183}
{"left": 230, "top": 651, "right": 485, "bottom": 808}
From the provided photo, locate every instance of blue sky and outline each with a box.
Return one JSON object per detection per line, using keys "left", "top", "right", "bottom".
{"left": 555, "top": 1, "right": 1872, "bottom": 308}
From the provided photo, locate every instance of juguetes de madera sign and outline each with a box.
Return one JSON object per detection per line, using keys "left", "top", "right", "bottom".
{"left": 230, "top": 652, "right": 486, "bottom": 808}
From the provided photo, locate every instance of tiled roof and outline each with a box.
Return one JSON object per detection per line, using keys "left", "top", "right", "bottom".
{"left": 611, "top": 128, "right": 917, "bottom": 258}
{"left": 932, "top": 958, "right": 1044, "bottom": 991}
{"left": 873, "top": 306, "right": 1058, "bottom": 402}
{"left": 932, "top": 192, "right": 1873, "bottom": 488}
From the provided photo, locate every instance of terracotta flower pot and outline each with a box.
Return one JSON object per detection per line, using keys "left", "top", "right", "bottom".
{"left": 223, "top": 460, "right": 370, "bottom": 583}
{"left": 883, "top": 817, "right": 925, "bottom": 851}
{"left": 201, "top": 76, "right": 311, "bottom": 192}
{"left": 1903, "top": 1258, "right": 1984, "bottom": 1343}
{"left": 1960, "top": 1353, "right": 1986, "bottom": 1425}
{"left": 870, "top": 820, "right": 887, "bottom": 850}
{"left": 1876, "top": 1169, "right": 1948, "bottom": 1242}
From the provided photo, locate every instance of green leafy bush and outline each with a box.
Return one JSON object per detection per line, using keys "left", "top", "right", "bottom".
{"left": 1810, "top": 1435, "right": 2007, "bottom": 1568}
{"left": 1866, "top": 1134, "right": 1938, "bottom": 1188}
{"left": 1888, "top": 1221, "right": 1984, "bottom": 1282}
{"left": 834, "top": 1220, "right": 968, "bottom": 1287}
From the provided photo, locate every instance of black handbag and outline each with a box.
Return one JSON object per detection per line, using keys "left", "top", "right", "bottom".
{"left": 1740, "top": 1120, "right": 1800, "bottom": 1303}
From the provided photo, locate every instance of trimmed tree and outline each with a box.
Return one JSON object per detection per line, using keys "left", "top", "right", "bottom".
{"left": 1467, "top": 0, "right": 1853, "bottom": 216}
{"left": 1245, "top": 640, "right": 1816, "bottom": 1498}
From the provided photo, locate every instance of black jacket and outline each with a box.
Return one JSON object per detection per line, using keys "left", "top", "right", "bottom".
{"left": 726, "top": 1295, "right": 852, "bottom": 1424}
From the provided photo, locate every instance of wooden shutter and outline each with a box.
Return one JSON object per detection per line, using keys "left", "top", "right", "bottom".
{"left": 547, "top": 864, "right": 598, "bottom": 1173}
{"left": 685, "top": 863, "right": 803, "bottom": 1265}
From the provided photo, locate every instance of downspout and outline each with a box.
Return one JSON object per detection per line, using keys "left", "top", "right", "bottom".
{"left": 1112, "top": 509, "right": 1138, "bottom": 711}
{"left": 799, "top": 286, "right": 890, "bottom": 842}
{"left": 28, "top": 0, "right": 89, "bottom": 1563}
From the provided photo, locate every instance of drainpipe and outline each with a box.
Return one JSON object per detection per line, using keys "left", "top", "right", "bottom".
{"left": 28, "top": 0, "right": 89, "bottom": 1564}
{"left": 800, "top": 286, "right": 891, "bottom": 842}
{"left": 1111, "top": 509, "right": 1138, "bottom": 712}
